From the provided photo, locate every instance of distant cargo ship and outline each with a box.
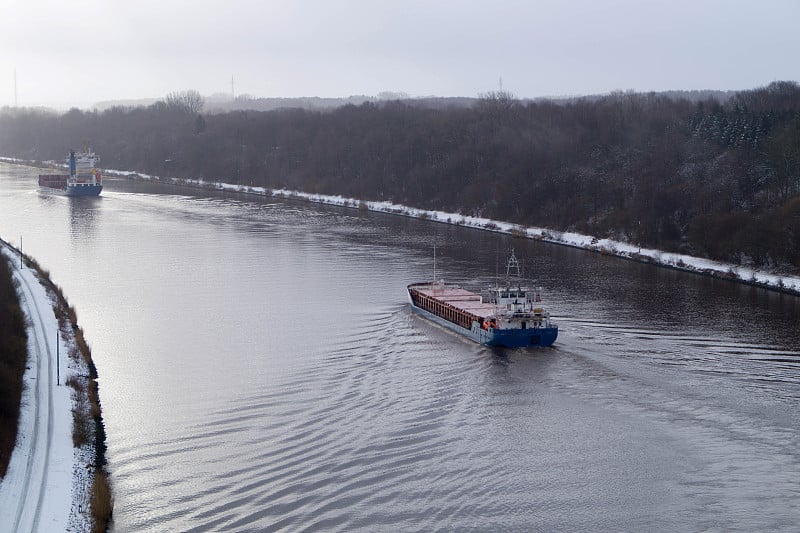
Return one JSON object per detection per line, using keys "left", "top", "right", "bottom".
{"left": 38, "top": 149, "right": 103, "bottom": 196}
{"left": 408, "top": 251, "right": 558, "bottom": 348}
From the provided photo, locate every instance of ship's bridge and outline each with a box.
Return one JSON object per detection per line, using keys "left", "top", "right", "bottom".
{"left": 485, "top": 286, "right": 542, "bottom": 314}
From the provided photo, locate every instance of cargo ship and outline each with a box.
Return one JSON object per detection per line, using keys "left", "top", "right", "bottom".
{"left": 408, "top": 251, "right": 558, "bottom": 348}
{"left": 38, "top": 149, "right": 103, "bottom": 196}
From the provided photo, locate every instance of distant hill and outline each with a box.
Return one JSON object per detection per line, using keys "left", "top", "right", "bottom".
{"left": 93, "top": 98, "right": 160, "bottom": 111}
{"left": 93, "top": 90, "right": 735, "bottom": 114}
{"left": 93, "top": 93, "right": 480, "bottom": 113}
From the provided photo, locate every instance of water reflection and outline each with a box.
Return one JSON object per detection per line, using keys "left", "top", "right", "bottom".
{"left": 68, "top": 196, "right": 103, "bottom": 242}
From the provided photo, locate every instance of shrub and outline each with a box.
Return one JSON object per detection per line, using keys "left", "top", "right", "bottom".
{"left": 91, "top": 469, "right": 113, "bottom": 533}
{"left": 510, "top": 227, "right": 527, "bottom": 239}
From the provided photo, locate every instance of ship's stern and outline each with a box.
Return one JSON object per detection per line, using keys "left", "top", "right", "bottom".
{"left": 485, "top": 326, "right": 558, "bottom": 348}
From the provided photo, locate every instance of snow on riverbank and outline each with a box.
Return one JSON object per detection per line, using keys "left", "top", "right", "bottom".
{"left": 101, "top": 168, "right": 800, "bottom": 295}
{"left": 0, "top": 245, "right": 93, "bottom": 532}
{"left": 3, "top": 156, "right": 799, "bottom": 294}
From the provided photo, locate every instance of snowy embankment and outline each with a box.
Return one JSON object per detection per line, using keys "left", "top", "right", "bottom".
{"left": 0, "top": 243, "right": 93, "bottom": 532}
{"left": 101, "top": 168, "right": 800, "bottom": 295}
{"left": 3, "top": 156, "right": 799, "bottom": 295}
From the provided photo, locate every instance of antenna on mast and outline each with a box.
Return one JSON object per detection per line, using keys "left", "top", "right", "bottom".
{"left": 433, "top": 241, "right": 436, "bottom": 282}
{"left": 505, "top": 248, "right": 521, "bottom": 282}
{"left": 495, "top": 246, "right": 499, "bottom": 288}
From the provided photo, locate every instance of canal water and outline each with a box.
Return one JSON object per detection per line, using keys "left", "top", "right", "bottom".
{"left": 1, "top": 163, "right": 799, "bottom": 531}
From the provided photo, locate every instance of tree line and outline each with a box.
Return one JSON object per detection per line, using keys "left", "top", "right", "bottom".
{"left": 1, "top": 82, "right": 799, "bottom": 270}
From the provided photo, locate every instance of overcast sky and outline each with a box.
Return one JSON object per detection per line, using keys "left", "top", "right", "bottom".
{"left": 1, "top": 0, "right": 798, "bottom": 108}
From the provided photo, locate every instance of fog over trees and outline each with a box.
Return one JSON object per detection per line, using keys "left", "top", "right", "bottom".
{"left": 2, "top": 82, "right": 799, "bottom": 270}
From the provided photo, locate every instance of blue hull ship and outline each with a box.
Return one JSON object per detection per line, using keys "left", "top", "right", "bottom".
{"left": 408, "top": 251, "right": 558, "bottom": 348}
{"left": 39, "top": 149, "right": 103, "bottom": 197}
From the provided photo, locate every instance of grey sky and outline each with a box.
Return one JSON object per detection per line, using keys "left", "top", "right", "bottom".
{"left": 1, "top": 0, "right": 798, "bottom": 108}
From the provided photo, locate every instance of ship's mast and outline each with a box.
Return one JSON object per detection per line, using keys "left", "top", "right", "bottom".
{"left": 505, "top": 248, "right": 521, "bottom": 283}
{"left": 495, "top": 248, "right": 499, "bottom": 288}
{"left": 433, "top": 242, "right": 436, "bottom": 282}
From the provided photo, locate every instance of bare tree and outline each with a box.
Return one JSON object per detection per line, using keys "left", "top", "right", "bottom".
{"left": 166, "top": 90, "right": 205, "bottom": 114}
{"left": 476, "top": 90, "right": 518, "bottom": 113}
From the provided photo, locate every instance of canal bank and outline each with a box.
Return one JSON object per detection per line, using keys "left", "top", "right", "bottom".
{"left": 0, "top": 237, "right": 112, "bottom": 532}
{"left": 3, "top": 156, "right": 799, "bottom": 297}
{"left": 107, "top": 166, "right": 800, "bottom": 297}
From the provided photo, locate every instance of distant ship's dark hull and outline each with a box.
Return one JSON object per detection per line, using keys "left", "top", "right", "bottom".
{"left": 39, "top": 184, "right": 103, "bottom": 196}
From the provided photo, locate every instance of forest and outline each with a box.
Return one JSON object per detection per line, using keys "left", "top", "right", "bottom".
{"left": 1, "top": 82, "right": 799, "bottom": 271}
